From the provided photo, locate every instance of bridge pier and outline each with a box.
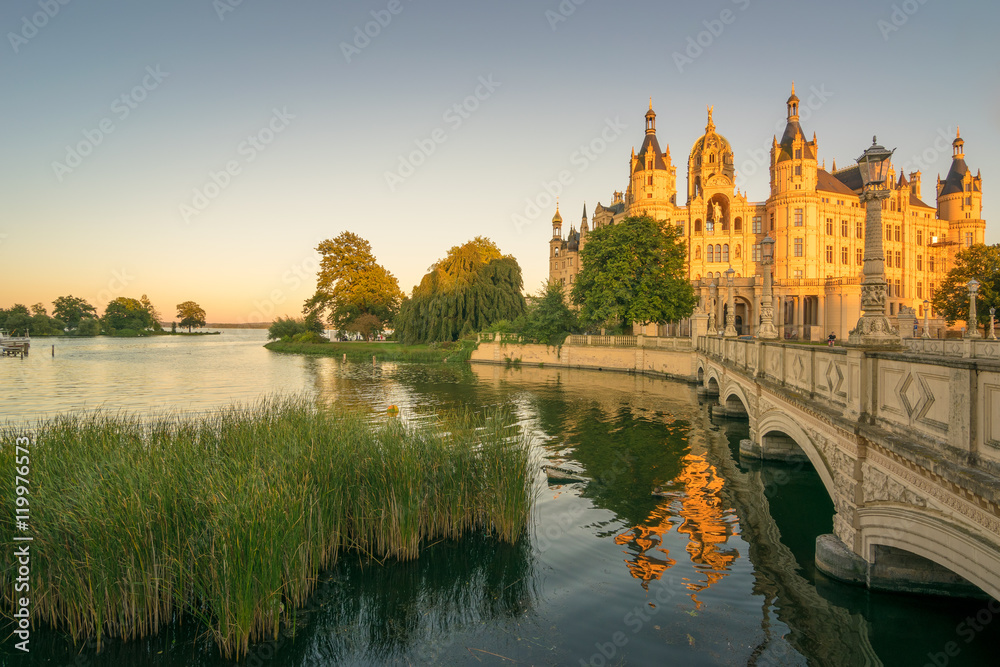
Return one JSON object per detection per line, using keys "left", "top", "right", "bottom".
{"left": 816, "top": 534, "right": 989, "bottom": 599}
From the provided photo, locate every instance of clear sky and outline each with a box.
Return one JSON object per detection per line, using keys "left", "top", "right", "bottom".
{"left": 2, "top": 0, "right": 998, "bottom": 323}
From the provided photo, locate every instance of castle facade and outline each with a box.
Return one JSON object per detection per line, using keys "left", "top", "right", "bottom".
{"left": 549, "top": 87, "right": 986, "bottom": 339}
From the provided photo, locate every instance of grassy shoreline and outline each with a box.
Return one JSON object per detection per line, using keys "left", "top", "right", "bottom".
{"left": 0, "top": 399, "right": 532, "bottom": 658}
{"left": 264, "top": 340, "right": 477, "bottom": 363}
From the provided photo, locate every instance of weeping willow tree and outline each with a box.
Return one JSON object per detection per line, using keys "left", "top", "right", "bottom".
{"left": 395, "top": 237, "right": 526, "bottom": 344}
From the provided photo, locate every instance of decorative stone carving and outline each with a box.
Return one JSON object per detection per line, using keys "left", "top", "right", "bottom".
{"left": 863, "top": 466, "right": 928, "bottom": 508}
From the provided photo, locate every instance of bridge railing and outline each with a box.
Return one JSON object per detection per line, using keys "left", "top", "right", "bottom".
{"left": 901, "top": 337, "right": 1000, "bottom": 359}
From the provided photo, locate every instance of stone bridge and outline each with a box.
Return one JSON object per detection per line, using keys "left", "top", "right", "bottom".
{"left": 696, "top": 335, "right": 1000, "bottom": 600}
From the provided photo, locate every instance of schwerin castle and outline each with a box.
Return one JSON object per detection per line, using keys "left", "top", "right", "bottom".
{"left": 549, "top": 86, "right": 986, "bottom": 340}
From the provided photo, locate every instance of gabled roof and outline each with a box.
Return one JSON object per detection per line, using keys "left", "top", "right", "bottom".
{"left": 817, "top": 168, "right": 857, "bottom": 196}
{"left": 909, "top": 193, "right": 935, "bottom": 210}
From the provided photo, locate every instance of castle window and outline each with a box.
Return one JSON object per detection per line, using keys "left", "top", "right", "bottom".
{"left": 752, "top": 244, "right": 761, "bottom": 261}
{"left": 929, "top": 256, "right": 935, "bottom": 272}
{"left": 648, "top": 160, "right": 652, "bottom": 170}
{"left": 721, "top": 218, "right": 729, "bottom": 232}
{"left": 885, "top": 226, "right": 892, "bottom": 241}
{"left": 895, "top": 226, "right": 901, "bottom": 242}
{"left": 695, "top": 219, "right": 703, "bottom": 234}
{"left": 554, "top": 248, "right": 559, "bottom": 256}
{"left": 735, "top": 245, "right": 741, "bottom": 259}
{"left": 825, "top": 245, "right": 833, "bottom": 263}
{"left": 966, "top": 232, "right": 973, "bottom": 247}
{"left": 856, "top": 221, "right": 863, "bottom": 239}
{"left": 917, "top": 281, "right": 923, "bottom": 299}
{"left": 770, "top": 213, "right": 775, "bottom": 231}
{"left": 710, "top": 154, "right": 716, "bottom": 163}
{"left": 795, "top": 166, "right": 802, "bottom": 176}
{"left": 841, "top": 220, "right": 848, "bottom": 237}
{"left": 722, "top": 244, "right": 729, "bottom": 262}
{"left": 676, "top": 222, "right": 685, "bottom": 236}
{"left": 917, "top": 230, "right": 923, "bottom": 246}
{"left": 896, "top": 279, "right": 903, "bottom": 298}
{"left": 930, "top": 282, "right": 935, "bottom": 299}
{"left": 648, "top": 176, "right": 653, "bottom": 185}
{"left": 794, "top": 238, "right": 803, "bottom": 257}
{"left": 570, "top": 274, "right": 573, "bottom": 283}
{"left": 841, "top": 247, "right": 848, "bottom": 264}
{"left": 856, "top": 248, "right": 863, "bottom": 265}
{"left": 895, "top": 251, "right": 901, "bottom": 268}
{"left": 752, "top": 216, "right": 761, "bottom": 233}
{"left": 707, "top": 245, "right": 714, "bottom": 262}
{"left": 917, "top": 254, "right": 922, "bottom": 270}
{"left": 794, "top": 269, "right": 803, "bottom": 279}
{"left": 795, "top": 148, "right": 802, "bottom": 159}
{"left": 794, "top": 209, "right": 803, "bottom": 226}
{"left": 695, "top": 246, "right": 702, "bottom": 260}
{"left": 825, "top": 218, "right": 833, "bottom": 235}
{"left": 647, "top": 193, "right": 652, "bottom": 198}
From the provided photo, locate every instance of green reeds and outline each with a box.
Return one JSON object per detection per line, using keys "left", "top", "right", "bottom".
{"left": 0, "top": 398, "right": 532, "bottom": 659}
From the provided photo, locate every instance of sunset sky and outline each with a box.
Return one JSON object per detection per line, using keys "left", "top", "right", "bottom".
{"left": 2, "top": 0, "right": 998, "bottom": 323}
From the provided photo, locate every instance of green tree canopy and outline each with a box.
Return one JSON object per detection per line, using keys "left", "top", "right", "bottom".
{"left": 176, "top": 301, "right": 207, "bottom": 332}
{"left": 520, "top": 281, "right": 579, "bottom": 346}
{"left": 304, "top": 232, "right": 404, "bottom": 334}
{"left": 395, "top": 237, "right": 526, "bottom": 344}
{"left": 571, "top": 216, "right": 696, "bottom": 330}
{"left": 52, "top": 295, "right": 97, "bottom": 330}
{"left": 102, "top": 297, "right": 153, "bottom": 334}
{"left": 141, "top": 294, "right": 163, "bottom": 331}
{"left": 932, "top": 243, "right": 1000, "bottom": 329}
{"left": 1, "top": 304, "right": 32, "bottom": 335}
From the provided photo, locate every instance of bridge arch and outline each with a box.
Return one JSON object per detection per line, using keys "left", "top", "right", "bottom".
{"left": 857, "top": 505, "right": 1000, "bottom": 601}
{"left": 720, "top": 381, "right": 751, "bottom": 417}
{"left": 755, "top": 410, "right": 837, "bottom": 503}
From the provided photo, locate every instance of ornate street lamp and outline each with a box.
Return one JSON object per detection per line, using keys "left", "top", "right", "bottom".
{"left": 848, "top": 137, "right": 900, "bottom": 347}
{"left": 990, "top": 306, "right": 996, "bottom": 340}
{"left": 922, "top": 299, "right": 930, "bottom": 339}
{"left": 724, "top": 267, "right": 737, "bottom": 337}
{"left": 758, "top": 236, "right": 778, "bottom": 339}
{"left": 967, "top": 279, "right": 981, "bottom": 339}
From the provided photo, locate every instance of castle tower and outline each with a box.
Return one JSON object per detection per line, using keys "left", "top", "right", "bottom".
{"left": 688, "top": 106, "right": 735, "bottom": 204}
{"left": 769, "top": 83, "right": 818, "bottom": 196}
{"left": 551, "top": 203, "right": 563, "bottom": 238}
{"left": 937, "top": 128, "right": 985, "bottom": 252}
{"left": 625, "top": 100, "right": 677, "bottom": 220}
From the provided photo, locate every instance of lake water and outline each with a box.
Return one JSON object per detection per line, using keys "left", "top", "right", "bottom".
{"left": 2, "top": 332, "right": 998, "bottom": 666}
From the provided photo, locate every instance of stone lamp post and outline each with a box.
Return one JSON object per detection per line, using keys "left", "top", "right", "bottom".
{"left": 724, "top": 267, "right": 737, "bottom": 337}
{"left": 967, "top": 279, "right": 981, "bottom": 339}
{"left": 757, "top": 235, "right": 778, "bottom": 339}
{"left": 848, "top": 137, "right": 900, "bottom": 347}
{"left": 922, "top": 299, "right": 930, "bottom": 339}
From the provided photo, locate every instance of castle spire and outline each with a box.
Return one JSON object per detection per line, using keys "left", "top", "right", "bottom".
{"left": 786, "top": 83, "right": 800, "bottom": 121}
{"left": 645, "top": 100, "right": 656, "bottom": 135}
{"left": 706, "top": 105, "right": 715, "bottom": 133}
{"left": 953, "top": 126, "right": 964, "bottom": 159}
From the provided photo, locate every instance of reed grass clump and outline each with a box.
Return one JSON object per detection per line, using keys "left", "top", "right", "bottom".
{"left": 0, "top": 398, "right": 532, "bottom": 659}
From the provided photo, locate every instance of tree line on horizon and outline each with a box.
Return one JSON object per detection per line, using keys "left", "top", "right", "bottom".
{"left": 0, "top": 295, "right": 208, "bottom": 337}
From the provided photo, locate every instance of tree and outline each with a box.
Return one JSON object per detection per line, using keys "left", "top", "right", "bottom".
{"left": 521, "top": 281, "right": 579, "bottom": 346}
{"left": 52, "top": 295, "right": 97, "bottom": 331}
{"left": 141, "top": 295, "right": 163, "bottom": 331}
{"left": 394, "top": 237, "right": 526, "bottom": 344}
{"left": 1, "top": 304, "right": 32, "bottom": 335}
{"left": 572, "top": 216, "right": 696, "bottom": 330}
{"left": 102, "top": 297, "right": 153, "bottom": 334}
{"left": 176, "top": 301, "right": 207, "bottom": 332}
{"left": 77, "top": 317, "right": 102, "bottom": 337}
{"left": 304, "top": 232, "right": 404, "bottom": 335}
{"left": 345, "top": 313, "right": 382, "bottom": 341}
{"left": 268, "top": 316, "right": 309, "bottom": 340}
{"left": 932, "top": 243, "right": 1000, "bottom": 330}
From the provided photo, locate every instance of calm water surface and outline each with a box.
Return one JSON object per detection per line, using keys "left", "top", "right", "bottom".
{"left": 2, "top": 333, "right": 997, "bottom": 666}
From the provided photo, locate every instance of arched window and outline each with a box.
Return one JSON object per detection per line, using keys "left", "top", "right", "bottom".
{"left": 707, "top": 245, "right": 714, "bottom": 262}
{"left": 710, "top": 154, "right": 716, "bottom": 163}
{"left": 734, "top": 217, "right": 742, "bottom": 232}
{"left": 554, "top": 248, "right": 559, "bottom": 256}
{"left": 695, "top": 246, "right": 702, "bottom": 260}
{"left": 735, "top": 244, "right": 741, "bottom": 258}
{"left": 722, "top": 244, "right": 729, "bottom": 262}
{"left": 694, "top": 219, "right": 703, "bottom": 234}
{"left": 715, "top": 244, "right": 722, "bottom": 261}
